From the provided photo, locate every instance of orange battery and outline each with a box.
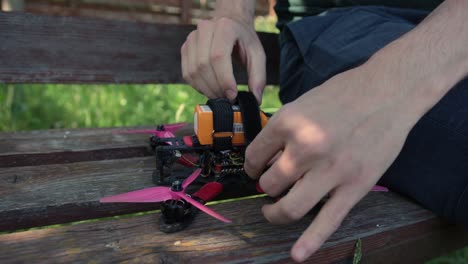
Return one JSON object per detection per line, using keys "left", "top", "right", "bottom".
{"left": 194, "top": 104, "right": 269, "bottom": 146}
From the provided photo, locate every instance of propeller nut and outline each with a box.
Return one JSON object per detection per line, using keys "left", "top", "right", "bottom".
{"left": 171, "top": 180, "right": 183, "bottom": 192}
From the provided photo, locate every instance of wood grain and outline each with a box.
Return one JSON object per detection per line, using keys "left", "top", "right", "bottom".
{"left": 1, "top": 192, "right": 465, "bottom": 264}
{"left": 0, "top": 12, "right": 279, "bottom": 84}
{"left": 0, "top": 127, "right": 152, "bottom": 167}
{"left": 0, "top": 157, "right": 257, "bottom": 231}
{"left": 0, "top": 125, "right": 194, "bottom": 167}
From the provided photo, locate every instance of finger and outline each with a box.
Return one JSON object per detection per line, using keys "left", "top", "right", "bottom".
{"left": 181, "top": 42, "right": 192, "bottom": 84}
{"left": 186, "top": 32, "right": 216, "bottom": 99}
{"left": 211, "top": 18, "right": 238, "bottom": 101}
{"left": 259, "top": 147, "right": 301, "bottom": 197}
{"left": 244, "top": 120, "right": 285, "bottom": 179}
{"left": 246, "top": 43, "right": 266, "bottom": 104}
{"left": 195, "top": 20, "right": 223, "bottom": 98}
{"left": 262, "top": 170, "right": 334, "bottom": 224}
{"left": 290, "top": 185, "right": 366, "bottom": 262}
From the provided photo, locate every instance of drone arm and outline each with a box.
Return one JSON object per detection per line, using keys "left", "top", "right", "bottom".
{"left": 192, "top": 182, "right": 223, "bottom": 203}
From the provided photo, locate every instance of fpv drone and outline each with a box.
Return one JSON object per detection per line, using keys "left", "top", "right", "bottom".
{"left": 100, "top": 92, "right": 388, "bottom": 233}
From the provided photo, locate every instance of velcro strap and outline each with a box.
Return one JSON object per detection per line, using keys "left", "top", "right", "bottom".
{"left": 207, "top": 98, "right": 233, "bottom": 151}
{"left": 236, "top": 91, "right": 262, "bottom": 145}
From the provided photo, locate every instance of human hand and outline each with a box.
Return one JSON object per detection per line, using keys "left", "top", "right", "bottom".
{"left": 180, "top": 16, "right": 266, "bottom": 103}
{"left": 244, "top": 62, "right": 427, "bottom": 262}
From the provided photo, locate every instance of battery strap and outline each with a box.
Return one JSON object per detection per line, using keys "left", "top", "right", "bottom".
{"left": 236, "top": 91, "right": 262, "bottom": 145}
{"left": 207, "top": 98, "right": 233, "bottom": 151}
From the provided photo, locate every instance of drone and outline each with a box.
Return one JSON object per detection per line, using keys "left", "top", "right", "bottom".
{"left": 100, "top": 92, "right": 388, "bottom": 233}
{"left": 101, "top": 92, "right": 269, "bottom": 232}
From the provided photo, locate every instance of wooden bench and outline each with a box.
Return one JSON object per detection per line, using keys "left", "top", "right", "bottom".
{"left": 1, "top": 11, "right": 467, "bottom": 263}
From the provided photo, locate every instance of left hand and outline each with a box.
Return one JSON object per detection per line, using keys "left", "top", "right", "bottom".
{"left": 244, "top": 61, "right": 425, "bottom": 262}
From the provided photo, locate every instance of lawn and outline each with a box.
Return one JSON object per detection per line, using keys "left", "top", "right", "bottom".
{"left": 0, "top": 84, "right": 281, "bottom": 131}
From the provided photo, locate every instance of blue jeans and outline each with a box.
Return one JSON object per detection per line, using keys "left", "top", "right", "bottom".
{"left": 279, "top": 6, "right": 468, "bottom": 226}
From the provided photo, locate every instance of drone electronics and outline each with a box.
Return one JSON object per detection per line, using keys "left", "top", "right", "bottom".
{"left": 101, "top": 91, "right": 269, "bottom": 232}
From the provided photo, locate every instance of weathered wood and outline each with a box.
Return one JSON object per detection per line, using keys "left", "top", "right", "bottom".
{"left": 0, "top": 157, "right": 156, "bottom": 231}
{"left": 24, "top": 0, "right": 269, "bottom": 18}
{"left": 26, "top": 1, "right": 184, "bottom": 24}
{"left": 0, "top": 156, "right": 257, "bottom": 231}
{"left": 179, "top": 0, "right": 192, "bottom": 24}
{"left": 0, "top": 12, "right": 280, "bottom": 84}
{"left": 0, "top": 125, "right": 194, "bottom": 167}
{"left": 0, "top": 127, "right": 152, "bottom": 167}
{"left": 1, "top": 192, "right": 465, "bottom": 264}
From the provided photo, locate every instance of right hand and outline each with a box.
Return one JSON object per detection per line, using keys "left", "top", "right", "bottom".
{"left": 181, "top": 17, "right": 266, "bottom": 103}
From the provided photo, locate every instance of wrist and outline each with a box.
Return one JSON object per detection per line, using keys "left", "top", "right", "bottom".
{"left": 214, "top": 0, "right": 256, "bottom": 27}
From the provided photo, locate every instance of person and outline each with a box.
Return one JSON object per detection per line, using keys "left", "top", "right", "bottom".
{"left": 181, "top": 0, "right": 468, "bottom": 262}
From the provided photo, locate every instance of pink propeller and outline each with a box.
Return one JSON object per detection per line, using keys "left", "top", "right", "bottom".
{"left": 100, "top": 168, "right": 231, "bottom": 223}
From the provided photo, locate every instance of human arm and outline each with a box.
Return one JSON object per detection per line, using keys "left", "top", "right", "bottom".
{"left": 180, "top": 0, "right": 266, "bottom": 103}
{"left": 244, "top": 0, "right": 468, "bottom": 262}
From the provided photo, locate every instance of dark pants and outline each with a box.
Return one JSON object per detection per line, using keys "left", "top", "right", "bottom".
{"left": 278, "top": 6, "right": 468, "bottom": 226}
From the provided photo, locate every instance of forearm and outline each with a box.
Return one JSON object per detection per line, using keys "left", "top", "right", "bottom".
{"left": 363, "top": 0, "right": 468, "bottom": 117}
{"left": 214, "top": 0, "right": 256, "bottom": 25}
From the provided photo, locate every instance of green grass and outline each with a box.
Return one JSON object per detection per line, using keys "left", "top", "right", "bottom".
{"left": 0, "top": 84, "right": 281, "bottom": 132}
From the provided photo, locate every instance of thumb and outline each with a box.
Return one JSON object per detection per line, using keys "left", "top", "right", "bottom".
{"left": 247, "top": 46, "right": 266, "bottom": 105}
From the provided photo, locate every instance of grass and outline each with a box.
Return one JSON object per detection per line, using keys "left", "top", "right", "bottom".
{"left": 0, "top": 84, "right": 281, "bottom": 132}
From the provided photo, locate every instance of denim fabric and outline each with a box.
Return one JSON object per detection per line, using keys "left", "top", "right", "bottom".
{"left": 279, "top": 6, "right": 468, "bottom": 226}
{"left": 274, "top": 0, "right": 442, "bottom": 30}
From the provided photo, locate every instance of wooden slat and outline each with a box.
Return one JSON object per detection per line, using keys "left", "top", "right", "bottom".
{"left": 0, "top": 127, "right": 153, "bottom": 167}
{"left": 25, "top": 0, "right": 268, "bottom": 16}
{"left": 0, "top": 157, "right": 156, "bottom": 231}
{"left": 0, "top": 125, "right": 195, "bottom": 167}
{"left": 0, "top": 12, "right": 280, "bottom": 84}
{"left": 26, "top": 1, "right": 184, "bottom": 24}
{"left": 1, "top": 193, "right": 466, "bottom": 263}
{"left": 0, "top": 157, "right": 258, "bottom": 231}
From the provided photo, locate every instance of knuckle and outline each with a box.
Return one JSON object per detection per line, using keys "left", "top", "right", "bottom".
{"left": 196, "top": 61, "right": 209, "bottom": 72}
{"left": 310, "top": 138, "right": 332, "bottom": 157}
{"left": 210, "top": 50, "right": 226, "bottom": 63}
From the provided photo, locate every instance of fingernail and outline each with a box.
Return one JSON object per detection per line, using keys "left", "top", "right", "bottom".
{"left": 293, "top": 246, "right": 308, "bottom": 262}
{"left": 226, "top": 89, "right": 237, "bottom": 100}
